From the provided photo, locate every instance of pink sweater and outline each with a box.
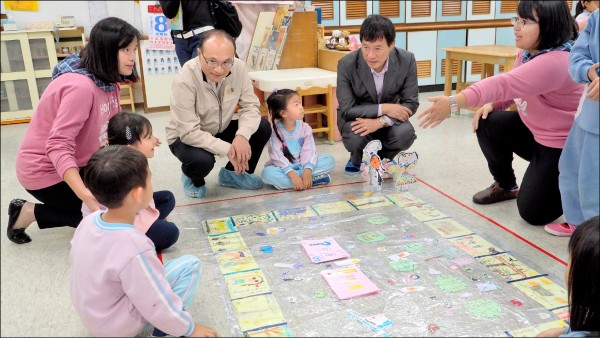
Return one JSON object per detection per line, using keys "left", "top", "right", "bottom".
{"left": 16, "top": 73, "right": 121, "bottom": 190}
{"left": 70, "top": 212, "right": 194, "bottom": 337}
{"left": 462, "top": 50, "right": 584, "bottom": 148}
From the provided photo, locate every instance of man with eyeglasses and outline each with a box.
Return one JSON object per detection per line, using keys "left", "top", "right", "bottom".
{"left": 166, "top": 30, "right": 271, "bottom": 198}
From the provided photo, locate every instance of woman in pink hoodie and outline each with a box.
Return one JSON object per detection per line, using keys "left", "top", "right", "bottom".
{"left": 417, "top": 1, "right": 584, "bottom": 226}
{"left": 7, "top": 17, "right": 141, "bottom": 244}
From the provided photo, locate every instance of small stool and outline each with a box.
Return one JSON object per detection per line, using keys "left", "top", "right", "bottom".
{"left": 118, "top": 82, "right": 135, "bottom": 112}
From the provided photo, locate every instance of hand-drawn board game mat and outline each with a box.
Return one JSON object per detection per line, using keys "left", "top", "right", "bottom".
{"left": 184, "top": 182, "right": 568, "bottom": 337}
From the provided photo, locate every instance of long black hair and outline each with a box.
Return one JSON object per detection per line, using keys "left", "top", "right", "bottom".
{"left": 80, "top": 17, "right": 141, "bottom": 85}
{"left": 518, "top": 0, "right": 578, "bottom": 50}
{"left": 107, "top": 112, "right": 153, "bottom": 146}
{"left": 575, "top": 0, "right": 585, "bottom": 17}
{"left": 567, "top": 216, "right": 599, "bottom": 332}
{"left": 266, "top": 89, "right": 298, "bottom": 163}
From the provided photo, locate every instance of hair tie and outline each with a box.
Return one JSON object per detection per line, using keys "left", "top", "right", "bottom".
{"left": 125, "top": 126, "right": 132, "bottom": 141}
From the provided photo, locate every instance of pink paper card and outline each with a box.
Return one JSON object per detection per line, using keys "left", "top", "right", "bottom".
{"left": 320, "top": 267, "right": 381, "bottom": 300}
{"left": 300, "top": 237, "right": 349, "bottom": 263}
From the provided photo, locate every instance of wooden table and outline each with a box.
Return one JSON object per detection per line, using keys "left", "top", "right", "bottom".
{"left": 443, "top": 45, "right": 519, "bottom": 114}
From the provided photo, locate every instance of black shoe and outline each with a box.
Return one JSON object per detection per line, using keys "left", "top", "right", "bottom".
{"left": 7, "top": 199, "right": 31, "bottom": 244}
{"left": 472, "top": 182, "right": 518, "bottom": 205}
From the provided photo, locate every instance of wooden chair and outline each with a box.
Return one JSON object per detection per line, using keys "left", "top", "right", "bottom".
{"left": 118, "top": 82, "right": 135, "bottom": 112}
{"left": 296, "top": 84, "right": 335, "bottom": 144}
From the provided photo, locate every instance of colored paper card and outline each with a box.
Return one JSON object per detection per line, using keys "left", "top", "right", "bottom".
{"left": 312, "top": 201, "right": 356, "bottom": 215}
{"left": 349, "top": 196, "right": 393, "bottom": 210}
{"left": 552, "top": 308, "right": 569, "bottom": 321}
{"left": 511, "top": 277, "right": 568, "bottom": 309}
{"left": 273, "top": 206, "right": 317, "bottom": 221}
{"left": 405, "top": 204, "right": 448, "bottom": 222}
{"left": 387, "top": 252, "right": 411, "bottom": 261}
{"left": 204, "top": 217, "right": 236, "bottom": 236}
{"left": 232, "top": 212, "right": 277, "bottom": 227}
{"left": 246, "top": 325, "right": 293, "bottom": 337}
{"left": 232, "top": 294, "right": 286, "bottom": 332}
{"left": 426, "top": 219, "right": 474, "bottom": 238}
{"left": 386, "top": 192, "right": 426, "bottom": 207}
{"left": 449, "top": 235, "right": 503, "bottom": 257}
{"left": 208, "top": 232, "right": 247, "bottom": 252}
{"left": 320, "top": 267, "right": 381, "bottom": 300}
{"left": 476, "top": 253, "right": 541, "bottom": 281}
{"left": 224, "top": 269, "right": 271, "bottom": 300}
{"left": 504, "top": 320, "right": 568, "bottom": 337}
{"left": 434, "top": 275, "right": 468, "bottom": 293}
{"left": 357, "top": 231, "right": 387, "bottom": 243}
{"left": 465, "top": 299, "right": 502, "bottom": 318}
{"left": 300, "top": 237, "right": 349, "bottom": 263}
{"left": 215, "top": 249, "right": 259, "bottom": 275}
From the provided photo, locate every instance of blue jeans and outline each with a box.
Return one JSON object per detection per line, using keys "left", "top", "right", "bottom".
{"left": 261, "top": 154, "right": 336, "bottom": 190}
{"left": 146, "top": 191, "right": 179, "bottom": 251}
{"left": 173, "top": 34, "right": 203, "bottom": 67}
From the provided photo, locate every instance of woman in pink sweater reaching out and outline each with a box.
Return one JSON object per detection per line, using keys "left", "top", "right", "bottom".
{"left": 416, "top": 1, "right": 584, "bottom": 226}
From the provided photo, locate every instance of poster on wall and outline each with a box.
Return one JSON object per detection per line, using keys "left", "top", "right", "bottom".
{"left": 141, "top": 42, "right": 180, "bottom": 76}
{"left": 147, "top": 5, "right": 175, "bottom": 51}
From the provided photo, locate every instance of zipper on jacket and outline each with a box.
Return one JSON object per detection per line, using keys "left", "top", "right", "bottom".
{"left": 207, "top": 85, "right": 223, "bottom": 133}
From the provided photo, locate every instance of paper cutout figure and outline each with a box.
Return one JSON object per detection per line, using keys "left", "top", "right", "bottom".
{"left": 386, "top": 151, "right": 419, "bottom": 190}
{"left": 359, "top": 140, "right": 385, "bottom": 191}
{"left": 464, "top": 299, "right": 502, "bottom": 318}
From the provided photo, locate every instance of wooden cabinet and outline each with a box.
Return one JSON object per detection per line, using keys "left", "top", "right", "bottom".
{"left": 407, "top": 31, "right": 437, "bottom": 86}
{"left": 373, "top": 1, "right": 405, "bottom": 23}
{"left": 339, "top": 1, "right": 373, "bottom": 25}
{"left": 55, "top": 26, "right": 86, "bottom": 60}
{"left": 306, "top": 0, "right": 340, "bottom": 26}
{"left": 406, "top": 1, "right": 437, "bottom": 23}
{"left": 436, "top": 0, "right": 467, "bottom": 21}
{"left": 1, "top": 30, "right": 57, "bottom": 124}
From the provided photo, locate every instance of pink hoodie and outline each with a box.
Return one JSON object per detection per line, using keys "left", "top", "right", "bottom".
{"left": 462, "top": 50, "right": 584, "bottom": 149}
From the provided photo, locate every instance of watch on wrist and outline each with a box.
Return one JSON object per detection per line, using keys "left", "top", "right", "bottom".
{"left": 378, "top": 116, "right": 389, "bottom": 127}
{"left": 448, "top": 95, "right": 459, "bottom": 114}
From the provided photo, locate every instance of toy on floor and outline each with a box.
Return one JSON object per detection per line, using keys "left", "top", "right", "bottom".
{"left": 360, "top": 140, "right": 385, "bottom": 191}
{"left": 387, "top": 151, "right": 419, "bottom": 190}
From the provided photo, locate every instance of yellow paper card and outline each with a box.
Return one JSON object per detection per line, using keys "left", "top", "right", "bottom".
{"left": 386, "top": 192, "right": 425, "bottom": 207}
{"left": 232, "top": 294, "right": 286, "bottom": 332}
{"left": 208, "top": 232, "right": 247, "bottom": 252}
{"left": 511, "top": 277, "right": 568, "bottom": 309}
{"left": 427, "top": 219, "right": 474, "bottom": 238}
{"left": 215, "top": 249, "right": 259, "bottom": 275}
{"left": 449, "top": 235, "right": 503, "bottom": 257}
{"left": 405, "top": 204, "right": 448, "bottom": 222}
{"left": 232, "top": 212, "right": 277, "bottom": 227}
{"left": 274, "top": 206, "right": 317, "bottom": 221}
{"left": 224, "top": 270, "right": 271, "bottom": 300}
{"left": 349, "top": 196, "right": 393, "bottom": 210}
{"left": 312, "top": 201, "right": 356, "bottom": 215}
{"left": 505, "top": 320, "right": 568, "bottom": 337}
{"left": 204, "top": 217, "right": 236, "bottom": 236}
{"left": 476, "top": 253, "right": 541, "bottom": 281}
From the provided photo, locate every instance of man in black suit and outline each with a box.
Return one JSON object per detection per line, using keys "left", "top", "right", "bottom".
{"left": 336, "top": 14, "right": 419, "bottom": 174}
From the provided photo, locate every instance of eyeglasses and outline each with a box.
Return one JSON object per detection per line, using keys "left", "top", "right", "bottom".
{"left": 199, "top": 50, "right": 234, "bottom": 69}
{"left": 510, "top": 17, "right": 538, "bottom": 28}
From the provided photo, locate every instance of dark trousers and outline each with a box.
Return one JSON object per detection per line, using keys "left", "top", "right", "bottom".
{"left": 341, "top": 120, "right": 417, "bottom": 164}
{"left": 146, "top": 190, "right": 179, "bottom": 252}
{"left": 27, "top": 181, "right": 83, "bottom": 229}
{"left": 169, "top": 118, "right": 272, "bottom": 187}
{"left": 173, "top": 34, "right": 203, "bottom": 67}
{"left": 476, "top": 110, "right": 563, "bottom": 225}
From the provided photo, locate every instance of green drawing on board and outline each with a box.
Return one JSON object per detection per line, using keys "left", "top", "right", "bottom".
{"left": 367, "top": 215, "right": 390, "bottom": 225}
{"left": 434, "top": 275, "right": 468, "bottom": 293}
{"left": 465, "top": 299, "right": 502, "bottom": 318}
{"left": 357, "top": 231, "right": 387, "bottom": 242}
{"left": 390, "top": 259, "right": 418, "bottom": 272}
{"left": 405, "top": 243, "right": 426, "bottom": 253}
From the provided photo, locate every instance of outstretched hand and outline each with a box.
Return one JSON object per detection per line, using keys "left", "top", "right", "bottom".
{"left": 415, "top": 96, "right": 451, "bottom": 129}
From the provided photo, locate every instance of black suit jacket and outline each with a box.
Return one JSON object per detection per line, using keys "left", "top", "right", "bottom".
{"left": 336, "top": 47, "right": 420, "bottom": 131}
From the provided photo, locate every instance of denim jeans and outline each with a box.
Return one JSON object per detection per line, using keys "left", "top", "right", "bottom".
{"left": 173, "top": 34, "right": 203, "bottom": 67}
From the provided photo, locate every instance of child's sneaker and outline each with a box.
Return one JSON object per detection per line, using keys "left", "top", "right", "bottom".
{"left": 544, "top": 222, "right": 575, "bottom": 237}
{"left": 181, "top": 172, "right": 206, "bottom": 198}
{"left": 312, "top": 174, "right": 331, "bottom": 187}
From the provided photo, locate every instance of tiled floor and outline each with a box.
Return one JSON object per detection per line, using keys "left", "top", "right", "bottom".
{"left": 0, "top": 91, "right": 569, "bottom": 336}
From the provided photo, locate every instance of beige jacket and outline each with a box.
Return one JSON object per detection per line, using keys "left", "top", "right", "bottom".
{"left": 165, "top": 57, "right": 261, "bottom": 156}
